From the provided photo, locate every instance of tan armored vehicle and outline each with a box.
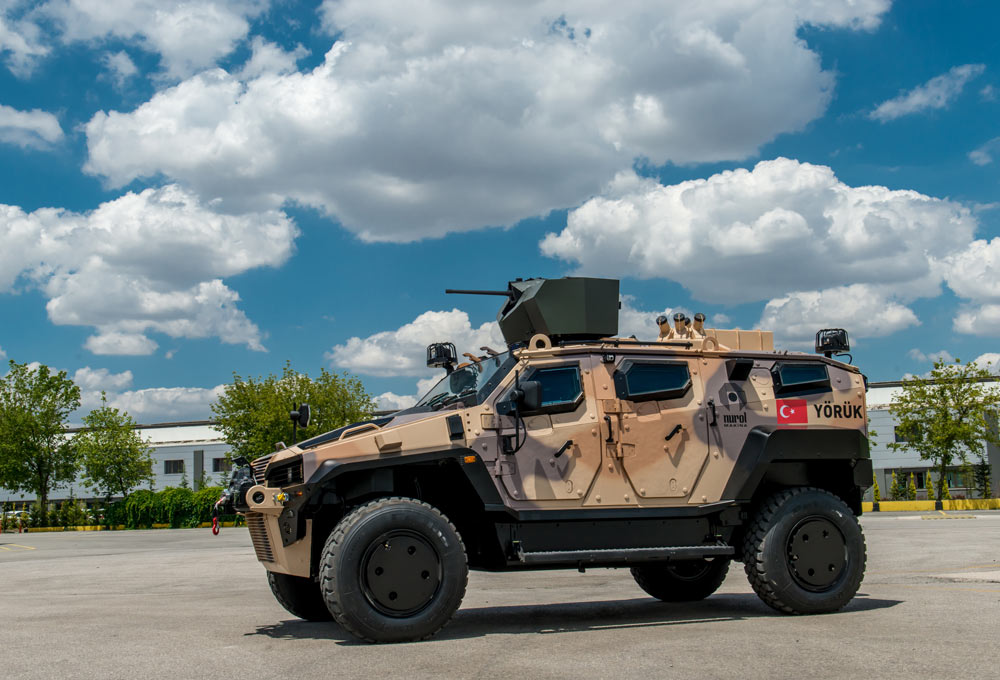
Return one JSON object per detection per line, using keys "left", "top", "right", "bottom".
{"left": 223, "top": 277, "right": 871, "bottom": 643}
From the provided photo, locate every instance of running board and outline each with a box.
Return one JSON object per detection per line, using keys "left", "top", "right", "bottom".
{"left": 516, "top": 544, "right": 734, "bottom": 566}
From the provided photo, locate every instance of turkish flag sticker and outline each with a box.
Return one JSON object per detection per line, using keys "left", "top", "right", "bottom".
{"left": 777, "top": 399, "right": 808, "bottom": 426}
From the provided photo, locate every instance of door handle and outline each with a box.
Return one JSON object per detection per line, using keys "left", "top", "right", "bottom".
{"left": 603, "top": 415, "right": 614, "bottom": 443}
{"left": 664, "top": 424, "right": 683, "bottom": 441}
{"left": 707, "top": 398, "right": 717, "bottom": 427}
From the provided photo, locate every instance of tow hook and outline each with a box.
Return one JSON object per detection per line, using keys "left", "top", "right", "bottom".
{"left": 211, "top": 493, "right": 231, "bottom": 535}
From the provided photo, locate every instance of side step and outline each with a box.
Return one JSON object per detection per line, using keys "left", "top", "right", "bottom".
{"left": 516, "top": 544, "right": 734, "bottom": 566}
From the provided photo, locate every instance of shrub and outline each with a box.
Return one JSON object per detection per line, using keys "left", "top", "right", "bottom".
{"left": 192, "top": 487, "right": 224, "bottom": 523}
{"left": 926, "top": 473, "right": 935, "bottom": 501}
{"left": 889, "top": 470, "right": 901, "bottom": 501}
{"left": 941, "top": 477, "right": 951, "bottom": 500}
{"left": 907, "top": 473, "right": 917, "bottom": 501}
{"left": 159, "top": 487, "right": 196, "bottom": 527}
{"left": 872, "top": 473, "right": 880, "bottom": 502}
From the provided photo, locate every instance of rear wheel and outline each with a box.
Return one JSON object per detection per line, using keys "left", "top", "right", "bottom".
{"left": 743, "top": 487, "right": 866, "bottom": 614}
{"left": 631, "top": 558, "right": 730, "bottom": 602}
{"left": 266, "top": 571, "right": 333, "bottom": 621}
{"left": 319, "top": 497, "right": 468, "bottom": 643}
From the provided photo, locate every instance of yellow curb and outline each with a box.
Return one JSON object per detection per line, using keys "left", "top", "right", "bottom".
{"left": 876, "top": 500, "right": 938, "bottom": 512}
{"left": 943, "top": 499, "right": 1000, "bottom": 510}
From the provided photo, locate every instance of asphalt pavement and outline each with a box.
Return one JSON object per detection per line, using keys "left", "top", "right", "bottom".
{"left": 1, "top": 511, "right": 998, "bottom": 680}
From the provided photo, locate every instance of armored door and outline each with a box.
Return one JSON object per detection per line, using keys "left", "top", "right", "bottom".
{"left": 492, "top": 357, "right": 603, "bottom": 502}
{"left": 592, "top": 356, "right": 711, "bottom": 501}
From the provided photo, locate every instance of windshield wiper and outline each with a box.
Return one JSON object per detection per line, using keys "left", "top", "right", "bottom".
{"left": 440, "top": 388, "right": 477, "bottom": 408}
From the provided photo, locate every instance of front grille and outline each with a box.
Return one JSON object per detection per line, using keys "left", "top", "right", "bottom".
{"left": 251, "top": 454, "right": 273, "bottom": 484}
{"left": 246, "top": 512, "right": 274, "bottom": 563}
{"left": 266, "top": 459, "right": 304, "bottom": 486}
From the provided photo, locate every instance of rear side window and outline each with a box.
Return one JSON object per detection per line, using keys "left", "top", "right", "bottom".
{"left": 771, "top": 362, "right": 830, "bottom": 396}
{"left": 523, "top": 365, "right": 584, "bottom": 414}
{"left": 614, "top": 360, "right": 691, "bottom": 401}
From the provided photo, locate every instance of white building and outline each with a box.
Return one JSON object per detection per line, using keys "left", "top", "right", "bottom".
{"left": 0, "top": 421, "right": 231, "bottom": 507}
{"left": 866, "top": 380, "right": 999, "bottom": 500}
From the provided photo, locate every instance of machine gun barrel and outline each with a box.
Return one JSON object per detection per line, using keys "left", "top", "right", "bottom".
{"left": 445, "top": 289, "right": 513, "bottom": 296}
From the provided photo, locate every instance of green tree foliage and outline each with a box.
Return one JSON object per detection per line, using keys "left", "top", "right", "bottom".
{"left": 907, "top": 473, "right": 917, "bottom": 501}
{"left": 0, "top": 361, "right": 81, "bottom": 513}
{"left": 872, "top": 473, "right": 880, "bottom": 502}
{"left": 74, "top": 393, "right": 154, "bottom": 502}
{"left": 889, "top": 357, "right": 1000, "bottom": 502}
{"left": 211, "top": 361, "right": 375, "bottom": 461}
{"left": 889, "top": 470, "right": 906, "bottom": 501}
{"left": 941, "top": 477, "right": 951, "bottom": 500}
{"left": 973, "top": 457, "right": 993, "bottom": 499}
{"left": 925, "top": 472, "right": 935, "bottom": 501}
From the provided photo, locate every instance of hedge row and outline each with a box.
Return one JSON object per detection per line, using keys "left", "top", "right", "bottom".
{"left": 107, "top": 487, "right": 234, "bottom": 528}
{"left": 2, "top": 486, "right": 238, "bottom": 530}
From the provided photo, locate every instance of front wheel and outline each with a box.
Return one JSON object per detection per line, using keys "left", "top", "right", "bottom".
{"left": 743, "top": 487, "right": 866, "bottom": 614}
{"left": 319, "top": 497, "right": 468, "bottom": 643}
{"left": 631, "top": 558, "right": 730, "bottom": 602}
{"left": 266, "top": 571, "right": 333, "bottom": 621}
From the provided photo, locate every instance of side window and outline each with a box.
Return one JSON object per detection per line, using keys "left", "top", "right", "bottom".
{"left": 771, "top": 362, "right": 830, "bottom": 396}
{"left": 614, "top": 360, "right": 691, "bottom": 401}
{"left": 523, "top": 365, "right": 584, "bottom": 414}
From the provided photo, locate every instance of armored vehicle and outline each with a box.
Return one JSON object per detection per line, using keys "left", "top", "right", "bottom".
{"left": 222, "top": 277, "right": 871, "bottom": 643}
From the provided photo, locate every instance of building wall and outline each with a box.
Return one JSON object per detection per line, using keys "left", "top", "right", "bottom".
{"left": 0, "top": 423, "right": 231, "bottom": 505}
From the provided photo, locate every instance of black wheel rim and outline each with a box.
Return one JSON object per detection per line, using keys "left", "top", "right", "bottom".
{"left": 666, "top": 559, "right": 714, "bottom": 581}
{"left": 360, "top": 530, "right": 442, "bottom": 617}
{"left": 786, "top": 516, "right": 847, "bottom": 591}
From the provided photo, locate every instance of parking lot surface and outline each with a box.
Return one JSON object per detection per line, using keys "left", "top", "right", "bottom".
{"left": 1, "top": 512, "right": 998, "bottom": 680}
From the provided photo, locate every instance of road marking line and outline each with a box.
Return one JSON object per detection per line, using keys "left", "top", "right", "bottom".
{"left": 0, "top": 545, "right": 10, "bottom": 551}
{"left": 9, "top": 544, "right": 35, "bottom": 550}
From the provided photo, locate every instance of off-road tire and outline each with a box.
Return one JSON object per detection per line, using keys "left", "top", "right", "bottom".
{"left": 631, "top": 558, "right": 730, "bottom": 602}
{"left": 266, "top": 571, "right": 333, "bottom": 622}
{"left": 319, "top": 497, "right": 468, "bottom": 643}
{"left": 743, "top": 487, "right": 866, "bottom": 615}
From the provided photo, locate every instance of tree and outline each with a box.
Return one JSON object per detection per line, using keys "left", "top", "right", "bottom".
{"left": 0, "top": 361, "right": 81, "bottom": 514}
{"left": 926, "top": 472, "right": 935, "bottom": 502}
{"left": 889, "top": 357, "right": 1000, "bottom": 501}
{"left": 74, "top": 393, "right": 154, "bottom": 503}
{"left": 973, "top": 457, "right": 992, "bottom": 499}
{"left": 211, "top": 361, "right": 376, "bottom": 461}
{"left": 872, "top": 473, "right": 880, "bottom": 502}
{"left": 907, "top": 473, "right": 917, "bottom": 501}
{"left": 941, "top": 476, "right": 951, "bottom": 500}
{"left": 889, "top": 470, "right": 901, "bottom": 501}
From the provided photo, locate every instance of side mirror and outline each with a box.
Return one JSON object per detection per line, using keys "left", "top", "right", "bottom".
{"left": 290, "top": 403, "right": 311, "bottom": 428}
{"left": 498, "top": 380, "right": 543, "bottom": 416}
{"left": 815, "top": 328, "right": 850, "bottom": 357}
{"left": 518, "top": 380, "right": 542, "bottom": 411}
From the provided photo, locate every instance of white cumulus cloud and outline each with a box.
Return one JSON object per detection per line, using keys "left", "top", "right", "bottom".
{"left": 0, "top": 12, "right": 49, "bottom": 76}
{"left": 869, "top": 64, "right": 985, "bottom": 122}
{"left": 759, "top": 284, "right": 919, "bottom": 345}
{"left": 37, "top": 0, "right": 267, "bottom": 80}
{"left": 82, "top": 0, "right": 888, "bottom": 240}
{"left": 0, "top": 102, "right": 63, "bottom": 149}
{"left": 101, "top": 50, "right": 138, "bottom": 89}
{"left": 542, "top": 158, "right": 975, "bottom": 305}
{"left": 0, "top": 184, "right": 298, "bottom": 354}
{"left": 969, "top": 137, "right": 1000, "bottom": 166}
{"left": 907, "top": 349, "right": 954, "bottom": 364}
{"left": 328, "top": 309, "right": 505, "bottom": 378}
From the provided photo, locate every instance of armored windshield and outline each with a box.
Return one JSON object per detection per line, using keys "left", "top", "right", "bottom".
{"left": 401, "top": 351, "right": 516, "bottom": 413}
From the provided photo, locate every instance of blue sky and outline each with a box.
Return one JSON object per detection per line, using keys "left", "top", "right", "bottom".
{"left": 1, "top": 0, "right": 998, "bottom": 421}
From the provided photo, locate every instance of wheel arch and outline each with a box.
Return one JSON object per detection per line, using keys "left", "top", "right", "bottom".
{"left": 724, "top": 426, "right": 872, "bottom": 520}
{"left": 307, "top": 449, "right": 507, "bottom": 575}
